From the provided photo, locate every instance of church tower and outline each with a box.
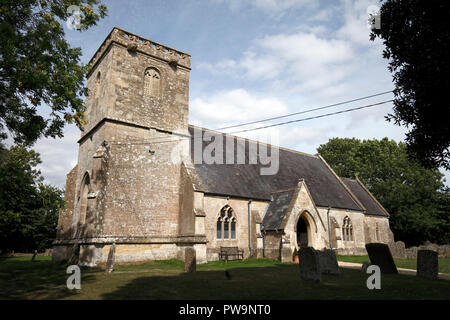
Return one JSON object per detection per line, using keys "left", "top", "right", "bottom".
{"left": 53, "top": 27, "right": 202, "bottom": 265}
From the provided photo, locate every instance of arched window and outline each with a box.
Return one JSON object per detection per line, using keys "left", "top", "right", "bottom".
{"left": 144, "top": 67, "right": 160, "bottom": 97}
{"left": 342, "top": 216, "right": 353, "bottom": 241}
{"left": 217, "top": 205, "right": 236, "bottom": 240}
{"left": 79, "top": 173, "right": 90, "bottom": 226}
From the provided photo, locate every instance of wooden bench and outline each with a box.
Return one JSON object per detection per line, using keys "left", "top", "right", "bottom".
{"left": 219, "top": 246, "right": 244, "bottom": 262}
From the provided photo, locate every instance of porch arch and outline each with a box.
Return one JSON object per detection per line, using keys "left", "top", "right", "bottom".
{"left": 294, "top": 210, "right": 318, "bottom": 248}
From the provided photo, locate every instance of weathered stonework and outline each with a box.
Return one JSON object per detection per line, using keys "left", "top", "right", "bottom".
{"left": 53, "top": 27, "right": 204, "bottom": 266}
{"left": 53, "top": 28, "right": 395, "bottom": 265}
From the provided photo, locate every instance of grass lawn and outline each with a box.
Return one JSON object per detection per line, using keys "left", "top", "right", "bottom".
{"left": 337, "top": 255, "right": 450, "bottom": 274}
{"left": 0, "top": 256, "right": 449, "bottom": 300}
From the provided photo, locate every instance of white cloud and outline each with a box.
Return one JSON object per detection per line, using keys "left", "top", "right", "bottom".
{"left": 34, "top": 125, "right": 80, "bottom": 188}
{"left": 201, "top": 30, "right": 355, "bottom": 95}
{"left": 337, "top": 0, "right": 380, "bottom": 46}
{"left": 190, "top": 88, "right": 289, "bottom": 127}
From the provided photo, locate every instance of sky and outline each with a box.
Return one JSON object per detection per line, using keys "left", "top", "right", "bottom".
{"left": 19, "top": 0, "right": 449, "bottom": 188}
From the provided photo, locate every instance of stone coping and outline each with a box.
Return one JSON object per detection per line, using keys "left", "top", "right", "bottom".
{"left": 53, "top": 235, "right": 207, "bottom": 246}
{"left": 88, "top": 27, "right": 191, "bottom": 76}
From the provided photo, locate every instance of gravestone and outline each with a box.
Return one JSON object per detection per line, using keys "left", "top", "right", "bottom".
{"left": 184, "top": 247, "right": 196, "bottom": 273}
{"left": 105, "top": 243, "right": 116, "bottom": 273}
{"left": 31, "top": 250, "right": 37, "bottom": 262}
{"left": 298, "top": 247, "right": 321, "bottom": 282}
{"left": 281, "top": 247, "right": 292, "bottom": 263}
{"left": 318, "top": 249, "right": 340, "bottom": 275}
{"left": 67, "top": 241, "right": 80, "bottom": 266}
{"left": 365, "top": 243, "right": 398, "bottom": 274}
{"left": 406, "top": 246, "right": 418, "bottom": 259}
{"left": 417, "top": 250, "right": 438, "bottom": 280}
{"left": 440, "top": 245, "right": 450, "bottom": 258}
{"left": 388, "top": 241, "right": 406, "bottom": 259}
{"left": 361, "top": 261, "right": 371, "bottom": 272}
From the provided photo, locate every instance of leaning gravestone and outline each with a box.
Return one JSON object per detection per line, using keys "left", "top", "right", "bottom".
{"left": 298, "top": 247, "right": 321, "bottom": 282}
{"left": 417, "top": 249, "right": 438, "bottom": 280}
{"left": 317, "top": 249, "right": 340, "bottom": 275}
{"left": 361, "top": 261, "right": 371, "bottom": 272}
{"left": 365, "top": 243, "right": 398, "bottom": 274}
{"left": 105, "top": 243, "right": 116, "bottom": 273}
{"left": 185, "top": 247, "right": 196, "bottom": 273}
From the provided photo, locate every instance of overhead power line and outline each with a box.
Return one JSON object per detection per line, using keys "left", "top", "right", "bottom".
{"left": 215, "top": 90, "right": 393, "bottom": 131}
{"left": 109, "top": 99, "right": 394, "bottom": 146}
{"left": 227, "top": 99, "right": 394, "bottom": 135}
{"left": 116, "top": 90, "right": 394, "bottom": 145}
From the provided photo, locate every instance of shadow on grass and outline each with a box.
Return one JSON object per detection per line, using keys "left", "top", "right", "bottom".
{"left": 2, "top": 257, "right": 450, "bottom": 300}
{"left": 0, "top": 257, "right": 100, "bottom": 300}
{"left": 100, "top": 264, "right": 450, "bottom": 300}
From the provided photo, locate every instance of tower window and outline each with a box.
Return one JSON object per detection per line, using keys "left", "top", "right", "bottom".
{"left": 144, "top": 67, "right": 160, "bottom": 97}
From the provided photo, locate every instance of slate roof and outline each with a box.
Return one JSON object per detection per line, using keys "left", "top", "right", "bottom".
{"left": 341, "top": 178, "right": 389, "bottom": 217}
{"left": 261, "top": 189, "right": 296, "bottom": 231}
{"left": 188, "top": 126, "right": 362, "bottom": 211}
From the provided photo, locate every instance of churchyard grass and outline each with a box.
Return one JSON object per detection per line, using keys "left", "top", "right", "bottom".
{"left": 0, "top": 256, "right": 449, "bottom": 300}
{"left": 337, "top": 255, "right": 450, "bottom": 273}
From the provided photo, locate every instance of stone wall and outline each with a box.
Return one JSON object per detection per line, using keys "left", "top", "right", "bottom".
{"left": 319, "top": 207, "right": 368, "bottom": 255}
{"left": 52, "top": 27, "right": 201, "bottom": 265}
{"left": 405, "top": 242, "right": 450, "bottom": 259}
{"left": 202, "top": 195, "right": 266, "bottom": 261}
{"left": 263, "top": 231, "right": 282, "bottom": 260}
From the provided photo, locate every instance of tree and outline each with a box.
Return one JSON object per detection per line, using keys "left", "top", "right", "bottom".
{"left": 370, "top": 1, "right": 450, "bottom": 170}
{"left": 0, "top": 0, "right": 107, "bottom": 145}
{"left": 0, "top": 143, "right": 64, "bottom": 253}
{"left": 317, "top": 137, "right": 450, "bottom": 246}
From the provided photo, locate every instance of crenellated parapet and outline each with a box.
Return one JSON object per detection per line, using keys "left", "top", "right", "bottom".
{"left": 88, "top": 27, "right": 191, "bottom": 76}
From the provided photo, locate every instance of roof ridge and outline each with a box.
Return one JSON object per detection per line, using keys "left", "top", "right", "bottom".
{"left": 188, "top": 124, "right": 319, "bottom": 159}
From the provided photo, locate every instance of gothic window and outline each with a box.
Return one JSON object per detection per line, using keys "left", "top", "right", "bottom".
{"left": 342, "top": 216, "right": 353, "bottom": 241}
{"left": 216, "top": 205, "right": 237, "bottom": 240}
{"left": 144, "top": 67, "right": 160, "bottom": 97}
{"left": 217, "top": 219, "right": 222, "bottom": 239}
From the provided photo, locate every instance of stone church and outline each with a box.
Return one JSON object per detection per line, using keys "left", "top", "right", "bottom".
{"left": 53, "top": 27, "right": 394, "bottom": 266}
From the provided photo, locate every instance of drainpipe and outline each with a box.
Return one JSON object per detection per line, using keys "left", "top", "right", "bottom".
{"left": 248, "top": 199, "right": 252, "bottom": 257}
{"left": 327, "top": 206, "right": 332, "bottom": 249}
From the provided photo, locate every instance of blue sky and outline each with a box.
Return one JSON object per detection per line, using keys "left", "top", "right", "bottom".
{"left": 27, "top": 0, "right": 449, "bottom": 187}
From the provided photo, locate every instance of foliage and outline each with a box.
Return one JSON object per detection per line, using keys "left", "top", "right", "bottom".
{"left": 317, "top": 137, "right": 450, "bottom": 246}
{"left": 0, "top": 0, "right": 107, "bottom": 145}
{"left": 0, "top": 144, "right": 64, "bottom": 253}
{"left": 370, "top": 1, "right": 450, "bottom": 170}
